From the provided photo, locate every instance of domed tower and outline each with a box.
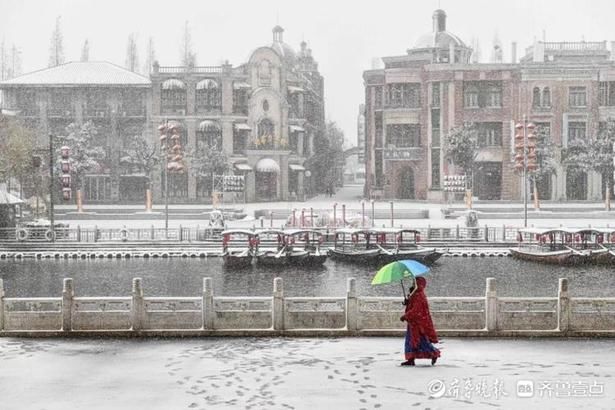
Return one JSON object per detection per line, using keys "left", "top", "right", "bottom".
{"left": 271, "top": 25, "right": 297, "bottom": 67}
{"left": 408, "top": 9, "right": 472, "bottom": 63}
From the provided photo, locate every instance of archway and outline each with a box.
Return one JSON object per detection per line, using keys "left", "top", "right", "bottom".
{"left": 255, "top": 158, "right": 280, "bottom": 201}
{"left": 398, "top": 167, "right": 415, "bottom": 199}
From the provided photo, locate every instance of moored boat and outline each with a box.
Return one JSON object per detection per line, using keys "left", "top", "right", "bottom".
{"left": 285, "top": 229, "right": 328, "bottom": 266}
{"left": 328, "top": 228, "right": 381, "bottom": 263}
{"left": 221, "top": 229, "right": 257, "bottom": 268}
{"left": 510, "top": 228, "right": 592, "bottom": 265}
{"left": 255, "top": 229, "right": 309, "bottom": 267}
{"left": 368, "top": 228, "right": 442, "bottom": 265}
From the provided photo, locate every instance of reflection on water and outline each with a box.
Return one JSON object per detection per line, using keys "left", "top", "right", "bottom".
{"left": 0, "top": 257, "right": 614, "bottom": 298}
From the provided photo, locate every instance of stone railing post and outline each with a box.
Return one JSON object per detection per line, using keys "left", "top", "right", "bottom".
{"left": 77, "top": 225, "right": 81, "bottom": 242}
{"left": 456, "top": 224, "right": 460, "bottom": 240}
{"left": 273, "top": 277, "right": 284, "bottom": 332}
{"left": 484, "top": 225, "right": 489, "bottom": 242}
{"left": 485, "top": 278, "right": 497, "bottom": 332}
{"left": 179, "top": 224, "right": 183, "bottom": 242}
{"left": 202, "top": 277, "right": 214, "bottom": 330}
{"left": 502, "top": 224, "right": 506, "bottom": 242}
{"left": 131, "top": 278, "right": 144, "bottom": 331}
{"left": 62, "top": 278, "right": 74, "bottom": 331}
{"left": 0, "top": 278, "right": 4, "bottom": 331}
{"left": 346, "top": 278, "right": 358, "bottom": 332}
{"left": 558, "top": 278, "right": 570, "bottom": 333}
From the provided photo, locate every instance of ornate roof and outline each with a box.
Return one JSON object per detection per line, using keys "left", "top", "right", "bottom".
{"left": 0, "top": 61, "right": 150, "bottom": 87}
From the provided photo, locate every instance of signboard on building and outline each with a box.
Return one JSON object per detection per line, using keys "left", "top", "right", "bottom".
{"left": 443, "top": 175, "right": 467, "bottom": 192}
{"left": 382, "top": 148, "right": 422, "bottom": 160}
{"left": 214, "top": 175, "right": 245, "bottom": 192}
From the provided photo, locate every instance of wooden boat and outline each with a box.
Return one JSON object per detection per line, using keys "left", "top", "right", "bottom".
{"left": 221, "top": 229, "right": 257, "bottom": 268}
{"left": 328, "top": 228, "right": 381, "bottom": 263}
{"left": 285, "top": 229, "right": 328, "bottom": 266}
{"left": 255, "top": 229, "right": 308, "bottom": 267}
{"left": 510, "top": 228, "right": 592, "bottom": 265}
{"left": 369, "top": 228, "right": 442, "bottom": 266}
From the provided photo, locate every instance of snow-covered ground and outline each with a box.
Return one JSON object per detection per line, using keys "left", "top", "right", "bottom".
{"left": 1, "top": 337, "right": 613, "bottom": 409}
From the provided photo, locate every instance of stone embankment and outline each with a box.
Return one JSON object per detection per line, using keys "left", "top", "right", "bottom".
{"left": 2, "top": 277, "right": 614, "bottom": 338}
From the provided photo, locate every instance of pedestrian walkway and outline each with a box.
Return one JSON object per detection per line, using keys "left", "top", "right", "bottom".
{"left": 1, "top": 337, "right": 613, "bottom": 409}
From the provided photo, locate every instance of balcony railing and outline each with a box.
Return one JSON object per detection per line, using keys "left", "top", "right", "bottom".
{"left": 158, "top": 66, "right": 224, "bottom": 74}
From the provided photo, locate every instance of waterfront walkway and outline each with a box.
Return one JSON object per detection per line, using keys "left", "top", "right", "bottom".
{"left": 1, "top": 337, "right": 613, "bottom": 409}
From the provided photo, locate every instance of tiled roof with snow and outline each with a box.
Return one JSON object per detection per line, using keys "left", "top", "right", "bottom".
{"left": 0, "top": 61, "right": 151, "bottom": 87}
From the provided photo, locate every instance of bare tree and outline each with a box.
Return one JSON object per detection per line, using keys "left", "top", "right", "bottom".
{"left": 143, "top": 37, "right": 155, "bottom": 74}
{"left": 48, "top": 16, "right": 65, "bottom": 67}
{"left": 125, "top": 33, "right": 139, "bottom": 73}
{"left": 9, "top": 45, "right": 22, "bottom": 78}
{"left": 180, "top": 21, "right": 197, "bottom": 67}
{"left": 80, "top": 39, "right": 90, "bottom": 62}
{"left": 0, "top": 39, "right": 6, "bottom": 80}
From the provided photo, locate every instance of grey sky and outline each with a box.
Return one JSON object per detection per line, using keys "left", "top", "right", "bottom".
{"left": 2, "top": 0, "right": 614, "bottom": 146}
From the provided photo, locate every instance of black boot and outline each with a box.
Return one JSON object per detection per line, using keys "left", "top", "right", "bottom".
{"left": 401, "top": 359, "right": 415, "bottom": 366}
{"left": 431, "top": 357, "right": 438, "bottom": 366}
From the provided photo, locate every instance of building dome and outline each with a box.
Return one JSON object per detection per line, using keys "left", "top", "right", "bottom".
{"left": 413, "top": 30, "right": 467, "bottom": 50}
{"left": 271, "top": 25, "right": 297, "bottom": 66}
{"left": 408, "top": 9, "right": 471, "bottom": 63}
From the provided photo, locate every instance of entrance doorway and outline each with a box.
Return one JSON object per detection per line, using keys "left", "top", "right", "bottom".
{"left": 398, "top": 167, "right": 415, "bottom": 199}
{"left": 474, "top": 162, "right": 502, "bottom": 200}
{"left": 566, "top": 169, "right": 587, "bottom": 200}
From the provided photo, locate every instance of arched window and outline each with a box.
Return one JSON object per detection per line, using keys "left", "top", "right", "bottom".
{"left": 258, "top": 60, "right": 272, "bottom": 86}
{"left": 542, "top": 87, "right": 551, "bottom": 107}
{"left": 533, "top": 87, "right": 541, "bottom": 108}
{"left": 196, "top": 120, "right": 222, "bottom": 151}
{"left": 196, "top": 79, "right": 221, "bottom": 113}
{"left": 161, "top": 79, "right": 186, "bottom": 115}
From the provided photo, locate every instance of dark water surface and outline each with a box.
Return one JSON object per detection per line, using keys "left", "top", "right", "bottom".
{"left": 0, "top": 257, "right": 613, "bottom": 298}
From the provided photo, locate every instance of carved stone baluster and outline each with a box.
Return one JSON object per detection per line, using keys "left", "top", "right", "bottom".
{"left": 485, "top": 278, "right": 497, "bottom": 332}
{"left": 203, "top": 278, "right": 214, "bottom": 330}
{"left": 273, "top": 278, "right": 284, "bottom": 332}
{"left": 346, "top": 278, "right": 358, "bottom": 332}
{"left": 558, "top": 278, "right": 570, "bottom": 333}
{"left": 62, "top": 278, "right": 74, "bottom": 332}
{"left": 131, "top": 278, "right": 144, "bottom": 331}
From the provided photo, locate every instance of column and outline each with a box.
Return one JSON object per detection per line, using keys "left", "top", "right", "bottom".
{"left": 272, "top": 278, "right": 284, "bottom": 331}
{"left": 202, "top": 278, "right": 214, "bottom": 330}
{"left": 62, "top": 278, "right": 74, "bottom": 331}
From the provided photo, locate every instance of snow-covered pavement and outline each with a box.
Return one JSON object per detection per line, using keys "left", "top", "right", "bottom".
{"left": 1, "top": 337, "right": 613, "bottom": 409}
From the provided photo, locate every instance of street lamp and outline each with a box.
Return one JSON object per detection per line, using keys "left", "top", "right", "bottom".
{"left": 514, "top": 116, "right": 537, "bottom": 228}
{"left": 158, "top": 121, "right": 184, "bottom": 238}
{"left": 48, "top": 134, "right": 55, "bottom": 241}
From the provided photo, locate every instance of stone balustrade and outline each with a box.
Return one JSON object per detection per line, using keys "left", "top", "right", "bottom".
{"left": 0, "top": 277, "right": 614, "bottom": 337}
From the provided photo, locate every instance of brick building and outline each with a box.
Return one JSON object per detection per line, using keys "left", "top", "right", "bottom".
{"left": 363, "top": 9, "right": 615, "bottom": 201}
{"left": 0, "top": 26, "right": 325, "bottom": 204}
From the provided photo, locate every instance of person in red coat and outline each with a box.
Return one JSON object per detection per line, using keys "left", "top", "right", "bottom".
{"left": 399, "top": 276, "right": 440, "bottom": 366}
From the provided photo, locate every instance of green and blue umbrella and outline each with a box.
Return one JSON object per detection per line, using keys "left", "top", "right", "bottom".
{"left": 371, "top": 259, "right": 430, "bottom": 296}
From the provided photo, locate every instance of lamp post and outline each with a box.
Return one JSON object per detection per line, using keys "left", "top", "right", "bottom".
{"left": 361, "top": 200, "right": 365, "bottom": 228}
{"left": 158, "top": 121, "right": 184, "bottom": 238}
{"left": 514, "top": 116, "right": 537, "bottom": 228}
{"left": 48, "top": 134, "right": 55, "bottom": 241}
{"left": 370, "top": 199, "right": 375, "bottom": 227}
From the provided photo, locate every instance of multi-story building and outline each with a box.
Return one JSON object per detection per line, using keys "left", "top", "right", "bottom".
{"left": 0, "top": 61, "right": 151, "bottom": 202}
{"left": 150, "top": 25, "right": 324, "bottom": 203}
{"left": 363, "top": 9, "right": 615, "bottom": 201}
{"left": 0, "top": 25, "right": 325, "bottom": 203}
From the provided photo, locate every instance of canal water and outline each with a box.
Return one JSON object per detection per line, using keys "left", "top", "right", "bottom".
{"left": 1, "top": 257, "right": 614, "bottom": 298}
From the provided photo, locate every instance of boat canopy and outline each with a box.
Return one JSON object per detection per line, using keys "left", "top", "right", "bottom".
{"left": 221, "top": 229, "right": 257, "bottom": 237}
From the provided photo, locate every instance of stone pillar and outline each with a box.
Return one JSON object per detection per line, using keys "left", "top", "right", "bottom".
{"left": 202, "top": 277, "right": 214, "bottom": 330}
{"left": 346, "top": 278, "right": 358, "bottom": 332}
{"left": 186, "top": 119, "right": 197, "bottom": 200}
{"left": 131, "top": 278, "right": 144, "bottom": 331}
{"left": 222, "top": 120, "right": 233, "bottom": 156}
{"left": 558, "top": 278, "right": 570, "bottom": 333}
{"left": 273, "top": 277, "right": 284, "bottom": 331}
{"left": 485, "top": 278, "right": 497, "bottom": 332}
{"left": 62, "top": 278, "right": 74, "bottom": 332}
{"left": 221, "top": 72, "right": 233, "bottom": 116}
{"left": 297, "top": 132, "right": 304, "bottom": 156}
{"left": 0, "top": 278, "right": 4, "bottom": 331}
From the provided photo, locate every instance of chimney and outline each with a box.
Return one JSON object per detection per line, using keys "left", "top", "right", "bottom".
{"left": 449, "top": 43, "right": 455, "bottom": 64}
{"left": 511, "top": 42, "right": 517, "bottom": 63}
{"left": 433, "top": 9, "right": 446, "bottom": 33}
{"left": 533, "top": 40, "right": 545, "bottom": 63}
